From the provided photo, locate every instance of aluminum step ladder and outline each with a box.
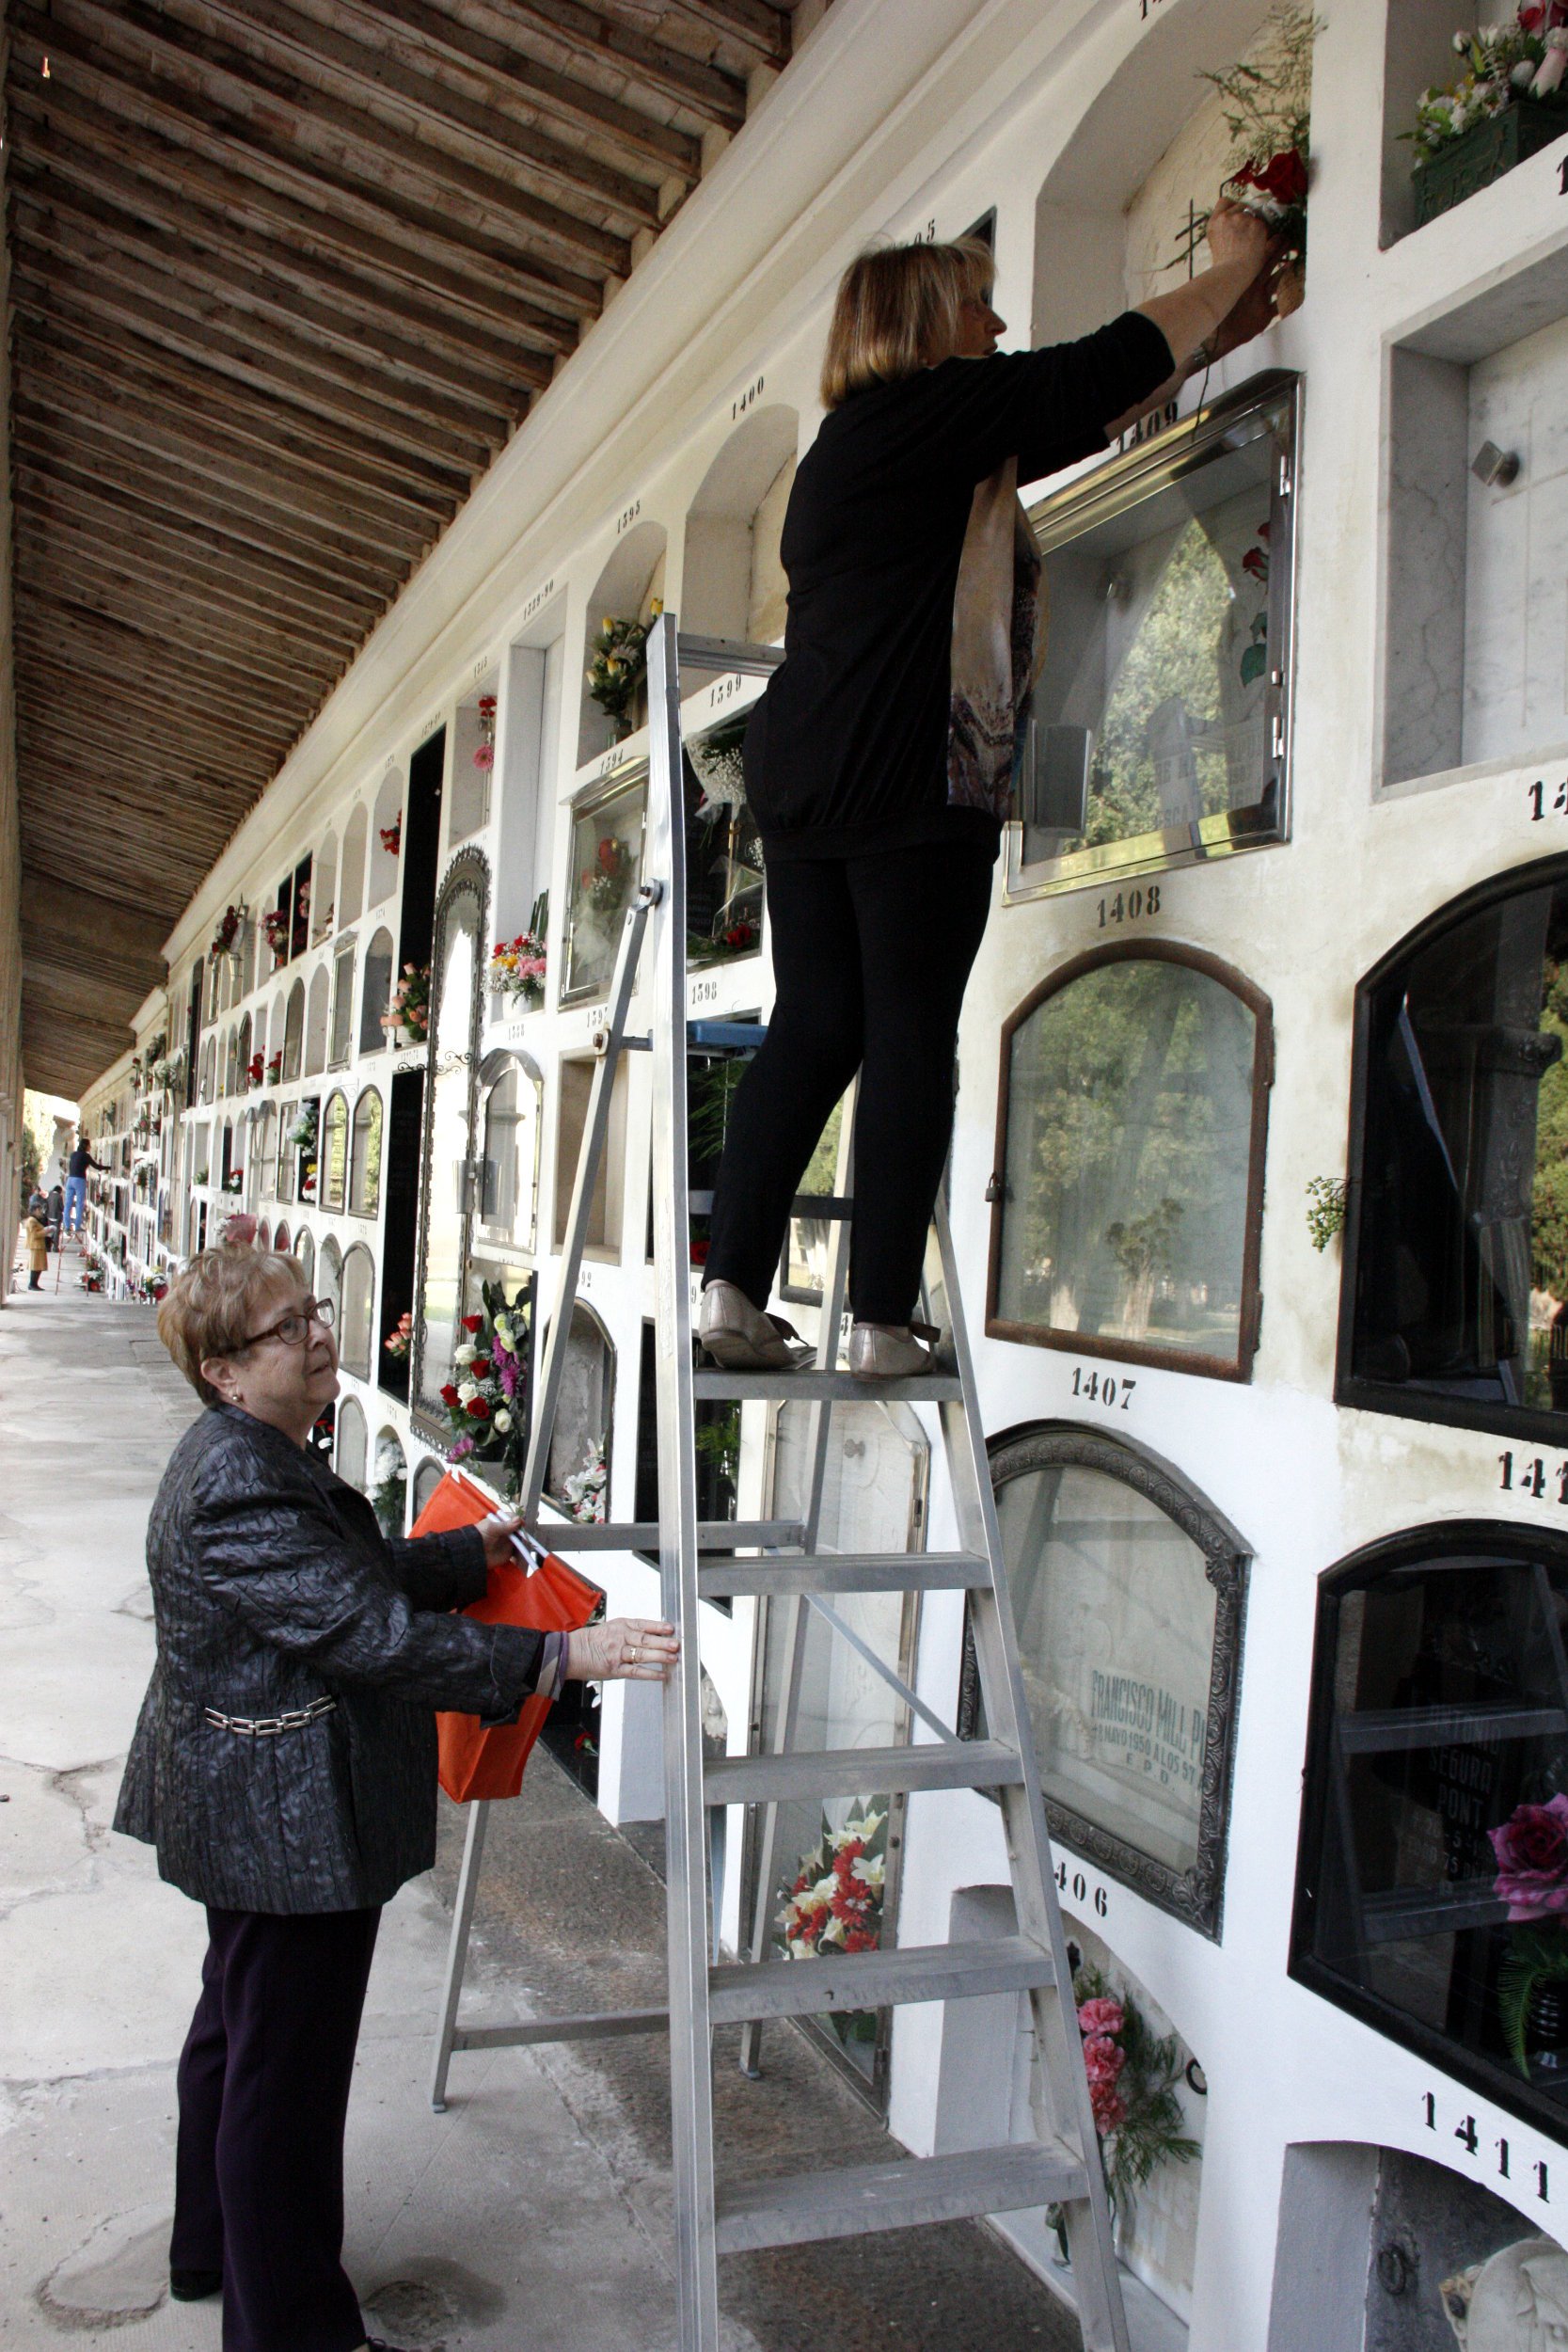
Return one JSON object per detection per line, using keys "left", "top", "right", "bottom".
{"left": 428, "top": 614, "right": 1130, "bottom": 2352}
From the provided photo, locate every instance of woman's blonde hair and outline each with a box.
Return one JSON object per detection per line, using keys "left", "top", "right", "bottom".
{"left": 820, "top": 236, "right": 995, "bottom": 409}
{"left": 158, "top": 1245, "right": 308, "bottom": 1406}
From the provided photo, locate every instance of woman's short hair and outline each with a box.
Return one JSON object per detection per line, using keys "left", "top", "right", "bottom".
{"left": 820, "top": 236, "right": 994, "bottom": 409}
{"left": 158, "top": 1245, "right": 309, "bottom": 1406}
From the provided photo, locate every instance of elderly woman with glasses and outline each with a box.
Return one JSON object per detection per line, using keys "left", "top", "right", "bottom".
{"left": 115, "top": 1242, "right": 676, "bottom": 2352}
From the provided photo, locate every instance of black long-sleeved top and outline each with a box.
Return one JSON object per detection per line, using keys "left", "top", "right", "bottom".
{"left": 743, "top": 311, "right": 1174, "bottom": 858}
{"left": 115, "top": 1405, "right": 546, "bottom": 1912}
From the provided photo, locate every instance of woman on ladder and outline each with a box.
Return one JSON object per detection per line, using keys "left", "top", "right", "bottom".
{"left": 699, "top": 196, "right": 1280, "bottom": 1376}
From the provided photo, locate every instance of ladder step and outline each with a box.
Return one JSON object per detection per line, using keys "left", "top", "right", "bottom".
{"left": 714, "top": 2142, "right": 1088, "bottom": 2254}
{"left": 676, "top": 630, "right": 784, "bottom": 677}
{"left": 707, "top": 1739, "right": 1022, "bottom": 1804}
{"left": 708, "top": 1934, "right": 1053, "bottom": 2025}
{"left": 689, "top": 1189, "right": 852, "bottom": 1218}
{"left": 693, "top": 1368, "right": 960, "bottom": 1404}
{"left": 452, "top": 2008, "right": 669, "bottom": 2053}
{"left": 528, "top": 1518, "right": 805, "bottom": 1553}
{"left": 699, "top": 1551, "right": 990, "bottom": 1598}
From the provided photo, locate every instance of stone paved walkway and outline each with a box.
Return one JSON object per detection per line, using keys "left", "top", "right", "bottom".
{"left": 0, "top": 1275, "right": 1081, "bottom": 2351}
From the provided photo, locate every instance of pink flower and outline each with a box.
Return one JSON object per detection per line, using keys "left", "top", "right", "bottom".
{"left": 1077, "top": 1995, "right": 1125, "bottom": 2040}
{"left": 1082, "top": 2035, "right": 1126, "bottom": 2089}
{"left": 1491, "top": 1794, "right": 1568, "bottom": 1919}
{"left": 472, "top": 742, "right": 495, "bottom": 771}
{"left": 451, "top": 1437, "right": 475, "bottom": 1460}
{"left": 1533, "top": 29, "right": 1568, "bottom": 94}
{"left": 1089, "top": 2085, "right": 1128, "bottom": 2137}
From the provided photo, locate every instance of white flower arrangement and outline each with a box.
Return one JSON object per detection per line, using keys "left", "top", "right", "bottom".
{"left": 562, "top": 1438, "right": 607, "bottom": 1525}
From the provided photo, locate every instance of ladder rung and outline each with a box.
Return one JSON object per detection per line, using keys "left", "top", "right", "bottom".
{"left": 452, "top": 2008, "right": 669, "bottom": 2052}
{"left": 693, "top": 1369, "right": 960, "bottom": 1404}
{"left": 708, "top": 1934, "right": 1053, "bottom": 2026}
{"left": 689, "top": 1190, "right": 853, "bottom": 1218}
{"left": 525, "top": 1518, "right": 806, "bottom": 1552}
{"left": 676, "top": 631, "right": 784, "bottom": 677}
{"left": 714, "top": 2142, "right": 1088, "bottom": 2254}
{"left": 706, "top": 1739, "right": 1022, "bottom": 1804}
{"left": 699, "top": 1551, "right": 990, "bottom": 1598}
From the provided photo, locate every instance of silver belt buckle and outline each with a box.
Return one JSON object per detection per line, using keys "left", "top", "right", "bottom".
{"left": 203, "top": 1697, "right": 337, "bottom": 1738}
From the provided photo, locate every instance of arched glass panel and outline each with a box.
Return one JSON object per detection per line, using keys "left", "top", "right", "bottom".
{"left": 341, "top": 1244, "right": 375, "bottom": 1378}
{"left": 312, "top": 831, "right": 338, "bottom": 944}
{"left": 411, "top": 1456, "right": 444, "bottom": 1518}
{"left": 272, "top": 1220, "right": 290, "bottom": 1253}
{"left": 990, "top": 946, "right": 1270, "bottom": 1380}
{"left": 371, "top": 1429, "right": 406, "bottom": 1535}
{"left": 199, "top": 1036, "right": 215, "bottom": 1104}
{"left": 412, "top": 855, "right": 486, "bottom": 1430}
{"left": 350, "top": 1089, "right": 383, "bottom": 1217}
{"left": 335, "top": 1395, "right": 367, "bottom": 1491}
{"left": 370, "top": 772, "right": 403, "bottom": 908}
{"left": 320, "top": 1091, "right": 349, "bottom": 1213}
{"left": 236, "top": 1013, "right": 252, "bottom": 1094}
{"left": 546, "top": 1301, "right": 614, "bottom": 1509}
{"left": 339, "top": 804, "right": 367, "bottom": 928}
{"left": 562, "top": 766, "right": 646, "bottom": 1007}
{"left": 317, "top": 1234, "right": 342, "bottom": 1333}
{"left": 256, "top": 1219, "right": 270, "bottom": 1250}
{"left": 282, "top": 980, "right": 304, "bottom": 1083}
{"left": 330, "top": 942, "right": 356, "bottom": 1067}
{"left": 478, "top": 1053, "right": 542, "bottom": 1251}
{"left": 959, "top": 1426, "right": 1244, "bottom": 1937}
{"left": 293, "top": 1227, "right": 314, "bottom": 1289}
{"left": 1295, "top": 1523, "right": 1568, "bottom": 2140}
{"left": 360, "top": 927, "right": 394, "bottom": 1054}
{"left": 1343, "top": 859, "right": 1568, "bottom": 1441}
{"left": 304, "top": 966, "right": 330, "bottom": 1076}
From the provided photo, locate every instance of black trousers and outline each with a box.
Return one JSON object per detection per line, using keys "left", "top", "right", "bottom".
{"left": 705, "top": 838, "right": 995, "bottom": 1325}
{"left": 170, "top": 1903, "right": 382, "bottom": 2352}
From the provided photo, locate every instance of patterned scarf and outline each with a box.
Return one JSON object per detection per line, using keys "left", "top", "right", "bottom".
{"left": 946, "top": 457, "right": 1046, "bottom": 819}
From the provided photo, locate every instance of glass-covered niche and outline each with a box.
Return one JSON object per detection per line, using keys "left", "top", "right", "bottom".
{"left": 545, "top": 1300, "right": 613, "bottom": 1514}
{"left": 320, "top": 1091, "right": 348, "bottom": 1213}
{"left": 685, "top": 721, "right": 763, "bottom": 967}
{"left": 340, "top": 1243, "right": 374, "bottom": 1378}
{"left": 745, "top": 1397, "right": 929, "bottom": 2101}
{"left": 1005, "top": 372, "right": 1298, "bottom": 904}
{"left": 561, "top": 763, "right": 645, "bottom": 1007}
{"left": 989, "top": 944, "right": 1271, "bottom": 1379}
{"left": 1341, "top": 858, "right": 1568, "bottom": 1442}
{"left": 1293, "top": 1523, "right": 1568, "bottom": 2140}
{"left": 411, "top": 851, "right": 486, "bottom": 1434}
{"left": 958, "top": 1427, "right": 1244, "bottom": 1937}
{"left": 349, "top": 1088, "right": 382, "bottom": 1218}
{"left": 475, "top": 1049, "right": 543, "bottom": 1256}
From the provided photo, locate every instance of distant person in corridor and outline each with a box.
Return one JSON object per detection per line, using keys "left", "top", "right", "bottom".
{"left": 64, "top": 1132, "right": 103, "bottom": 1234}
{"left": 699, "top": 195, "right": 1282, "bottom": 1378}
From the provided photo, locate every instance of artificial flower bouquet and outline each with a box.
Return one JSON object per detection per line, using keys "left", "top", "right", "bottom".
{"left": 371, "top": 1439, "right": 407, "bottom": 1537}
{"left": 1170, "top": 3, "right": 1314, "bottom": 310}
{"left": 383, "top": 1310, "right": 413, "bottom": 1361}
{"left": 1491, "top": 1793, "right": 1568, "bottom": 2073}
{"left": 222, "top": 1168, "right": 244, "bottom": 1194}
{"left": 473, "top": 691, "right": 497, "bottom": 771}
{"left": 489, "top": 930, "right": 548, "bottom": 1010}
{"left": 381, "top": 963, "right": 430, "bottom": 1046}
{"left": 265, "top": 1051, "right": 282, "bottom": 1084}
{"left": 1046, "top": 1963, "right": 1200, "bottom": 2256}
{"left": 287, "top": 1102, "right": 318, "bottom": 1153}
{"left": 779, "top": 1804, "right": 888, "bottom": 2044}
{"left": 438, "top": 1283, "right": 531, "bottom": 1498}
{"left": 245, "top": 1053, "right": 264, "bottom": 1090}
{"left": 561, "top": 1437, "right": 607, "bottom": 1524}
{"left": 586, "top": 600, "right": 661, "bottom": 738}
{"left": 579, "top": 833, "right": 636, "bottom": 921}
{"left": 262, "top": 907, "right": 289, "bottom": 960}
{"left": 1411, "top": 8, "right": 1568, "bottom": 160}
{"left": 379, "top": 816, "right": 402, "bottom": 856}
{"left": 209, "top": 904, "right": 243, "bottom": 961}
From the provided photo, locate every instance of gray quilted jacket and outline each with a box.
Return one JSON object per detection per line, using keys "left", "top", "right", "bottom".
{"left": 114, "top": 1405, "right": 542, "bottom": 1913}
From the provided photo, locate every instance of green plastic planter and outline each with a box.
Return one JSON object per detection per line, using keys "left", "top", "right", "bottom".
{"left": 1413, "top": 97, "right": 1568, "bottom": 227}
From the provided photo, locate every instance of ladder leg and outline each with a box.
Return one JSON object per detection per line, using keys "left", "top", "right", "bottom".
{"left": 737, "top": 1090, "right": 856, "bottom": 2076}
{"left": 647, "top": 612, "right": 721, "bottom": 2351}
{"left": 931, "top": 1194, "right": 1130, "bottom": 2352}
{"left": 430, "top": 1797, "right": 491, "bottom": 2113}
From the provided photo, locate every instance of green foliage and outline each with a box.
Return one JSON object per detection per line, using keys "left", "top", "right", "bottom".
{"left": 1305, "top": 1176, "right": 1346, "bottom": 1252}
{"left": 1498, "top": 1925, "right": 1568, "bottom": 2077}
{"left": 693, "top": 1405, "right": 740, "bottom": 1488}
{"left": 688, "top": 1057, "right": 747, "bottom": 1171}
{"left": 1085, "top": 523, "right": 1232, "bottom": 850}
{"left": 1072, "top": 1964, "right": 1201, "bottom": 2205}
{"left": 1534, "top": 971, "right": 1568, "bottom": 1298}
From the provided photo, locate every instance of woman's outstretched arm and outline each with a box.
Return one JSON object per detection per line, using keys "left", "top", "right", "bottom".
{"left": 1103, "top": 196, "right": 1280, "bottom": 437}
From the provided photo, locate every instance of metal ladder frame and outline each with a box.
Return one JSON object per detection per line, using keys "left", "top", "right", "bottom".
{"left": 427, "top": 614, "right": 1130, "bottom": 2352}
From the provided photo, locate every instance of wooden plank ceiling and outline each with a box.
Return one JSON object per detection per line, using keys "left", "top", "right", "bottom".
{"left": 8, "top": 0, "right": 808, "bottom": 1095}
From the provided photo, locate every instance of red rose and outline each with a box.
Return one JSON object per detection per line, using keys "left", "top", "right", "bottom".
{"left": 470, "top": 1355, "right": 492, "bottom": 1378}
{"left": 689, "top": 1240, "right": 709, "bottom": 1265}
{"left": 1233, "top": 147, "right": 1307, "bottom": 209}
{"left": 439, "top": 1383, "right": 461, "bottom": 1407}
{"left": 461, "top": 1313, "right": 484, "bottom": 1333}
{"left": 598, "top": 837, "right": 617, "bottom": 871}
{"left": 468, "top": 1396, "right": 491, "bottom": 1421}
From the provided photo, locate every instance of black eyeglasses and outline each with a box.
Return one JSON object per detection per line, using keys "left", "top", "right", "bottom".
{"left": 237, "top": 1297, "right": 335, "bottom": 1351}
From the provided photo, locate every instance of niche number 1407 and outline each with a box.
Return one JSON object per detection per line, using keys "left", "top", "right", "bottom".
{"left": 1071, "top": 1365, "right": 1135, "bottom": 1410}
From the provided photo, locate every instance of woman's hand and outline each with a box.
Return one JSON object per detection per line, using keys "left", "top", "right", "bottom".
{"left": 477, "top": 1512, "right": 526, "bottom": 1570}
{"left": 1204, "top": 194, "right": 1273, "bottom": 279}
{"left": 566, "top": 1617, "right": 680, "bottom": 1682}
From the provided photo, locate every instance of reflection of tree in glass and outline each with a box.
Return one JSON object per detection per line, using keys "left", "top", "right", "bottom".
{"left": 1530, "top": 961, "right": 1568, "bottom": 1305}
{"left": 1003, "top": 963, "right": 1253, "bottom": 1356}
{"left": 1086, "top": 523, "right": 1230, "bottom": 849}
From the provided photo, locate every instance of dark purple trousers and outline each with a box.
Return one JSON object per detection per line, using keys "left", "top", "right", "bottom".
{"left": 170, "top": 1904, "right": 382, "bottom": 2352}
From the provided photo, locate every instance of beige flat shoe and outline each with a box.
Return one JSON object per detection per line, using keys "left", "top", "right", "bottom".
{"left": 698, "top": 1280, "right": 810, "bottom": 1372}
{"left": 848, "top": 1320, "right": 942, "bottom": 1379}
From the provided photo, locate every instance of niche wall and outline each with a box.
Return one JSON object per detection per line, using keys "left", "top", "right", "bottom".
{"left": 678, "top": 405, "right": 798, "bottom": 667}
{"left": 577, "top": 520, "right": 666, "bottom": 766}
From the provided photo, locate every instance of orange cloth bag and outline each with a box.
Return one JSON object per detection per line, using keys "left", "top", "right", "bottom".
{"left": 412, "top": 1466, "right": 603, "bottom": 1804}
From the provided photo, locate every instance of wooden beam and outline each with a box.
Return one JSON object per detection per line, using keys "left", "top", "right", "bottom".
{"left": 58, "top": 0, "right": 638, "bottom": 278}
{"left": 8, "top": 240, "right": 502, "bottom": 470}
{"left": 662, "top": 0, "right": 792, "bottom": 68}
{"left": 15, "top": 319, "right": 463, "bottom": 521}
{"left": 14, "top": 160, "right": 550, "bottom": 409}
{"left": 450, "top": 0, "right": 747, "bottom": 129}
{"left": 16, "top": 613, "right": 305, "bottom": 735}
{"left": 5, "top": 71, "right": 578, "bottom": 357}
{"left": 14, "top": 381, "right": 436, "bottom": 564}
{"left": 16, "top": 740, "right": 256, "bottom": 829}
{"left": 331, "top": 0, "right": 702, "bottom": 181}
{"left": 15, "top": 412, "right": 412, "bottom": 595}
{"left": 14, "top": 540, "right": 345, "bottom": 675}
{"left": 145, "top": 0, "right": 664, "bottom": 229}
{"left": 17, "top": 574, "right": 338, "bottom": 698}
{"left": 17, "top": 670, "right": 286, "bottom": 770}
{"left": 14, "top": 469, "right": 380, "bottom": 636}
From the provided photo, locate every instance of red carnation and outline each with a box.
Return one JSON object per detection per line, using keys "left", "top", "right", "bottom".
{"left": 467, "top": 1396, "right": 491, "bottom": 1421}
{"left": 461, "top": 1313, "right": 484, "bottom": 1333}
{"left": 439, "top": 1383, "right": 461, "bottom": 1407}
